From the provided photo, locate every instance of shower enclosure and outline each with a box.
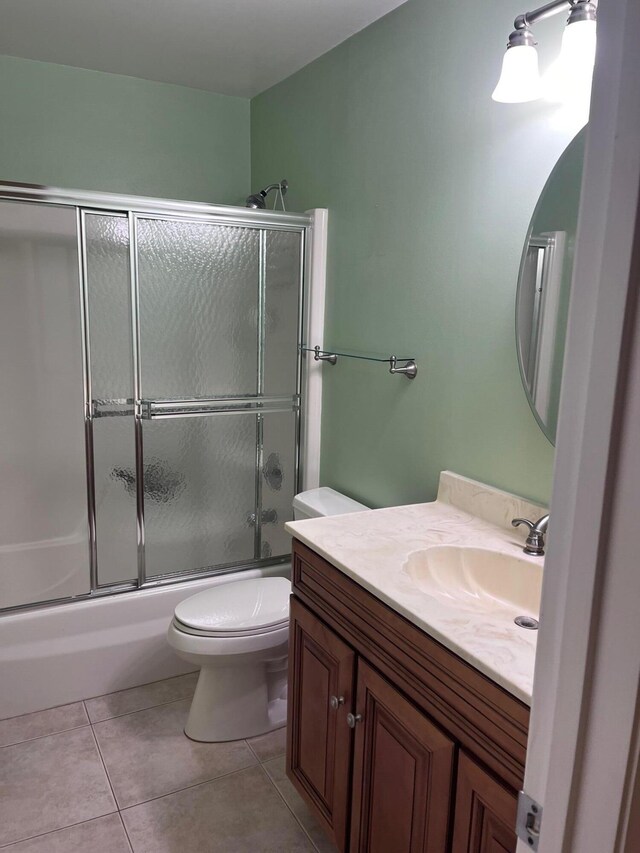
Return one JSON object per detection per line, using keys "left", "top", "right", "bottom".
{"left": 0, "top": 183, "right": 315, "bottom": 614}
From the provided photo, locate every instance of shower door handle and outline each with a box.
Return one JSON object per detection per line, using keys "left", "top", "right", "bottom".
{"left": 141, "top": 397, "right": 297, "bottom": 420}
{"left": 247, "top": 509, "right": 278, "bottom": 526}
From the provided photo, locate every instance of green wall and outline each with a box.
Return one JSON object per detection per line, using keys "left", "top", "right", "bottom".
{"left": 0, "top": 56, "right": 250, "bottom": 204}
{"left": 251, "top": 0, "right": 585, "bottom": 507}
{"left": 0, "top": 9, "right": 585, "bottom": 509}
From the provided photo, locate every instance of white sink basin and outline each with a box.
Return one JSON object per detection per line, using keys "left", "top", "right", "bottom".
{"left": 404, "top": 545, "right": 542, "bottom": 618}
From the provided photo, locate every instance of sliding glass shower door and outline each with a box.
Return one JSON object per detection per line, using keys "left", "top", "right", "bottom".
{"left": 0, "top": 185, "right": 309, "bottom": 613}
{"left": 85, "top": 211, "right": 303, "bottom": 589}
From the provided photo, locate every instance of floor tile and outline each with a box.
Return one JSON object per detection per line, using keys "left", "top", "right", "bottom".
{"left": 93, "top": 698, "right": 257, "bottom": 808}
{"left": 0, "top": 702, "right": 88, "bottom": 748}
{"left": 122, "top": 765, "right": 314, "bottom": 852}
{"left": 85, "top": 672, "right": 198, "bottom": 723}
{"left": 263, "top": 756, "right": 338, "bottom": 852}
{"left": 247, "top": 725, "right": 286, "bottom": 762}
{"left": 1, "top": 813, "right": 131, "bottom": 852}
{"left": 0, "top": 727, "right": 116, "bottom": 847}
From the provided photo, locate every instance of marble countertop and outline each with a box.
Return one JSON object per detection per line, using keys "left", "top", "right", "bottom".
{"left": 285, "top": 473, "right": 546, "bottom": 705}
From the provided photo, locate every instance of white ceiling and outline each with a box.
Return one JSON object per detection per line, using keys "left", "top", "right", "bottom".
{"left": 0, "top": 0, "right": 410, "bottom": 98}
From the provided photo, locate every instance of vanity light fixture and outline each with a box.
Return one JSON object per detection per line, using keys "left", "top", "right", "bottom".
{"left": 492, "top": 26, "right": 542, "bottom": 103}
{"left": 492, "top": 0, "right": 597, "bottom": 104}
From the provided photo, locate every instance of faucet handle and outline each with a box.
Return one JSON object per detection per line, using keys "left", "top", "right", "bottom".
{"left": 512, "top": 517, "right": 546, "bottom": 556}
{"left": 512, "top": 518, "right": 535, "bottom": 532}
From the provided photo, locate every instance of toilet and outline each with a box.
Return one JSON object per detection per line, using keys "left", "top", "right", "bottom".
{"left": 167, "top": 487, "right": 368, "bottom": 742}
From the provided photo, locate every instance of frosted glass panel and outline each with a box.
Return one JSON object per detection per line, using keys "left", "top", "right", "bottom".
{"left": 85, "top": 214, "right": 132, "bottom": 401}
{"left": 264, "top": 230, "right": 302, "bottom": 396}
{"left": 0, "top": 199, "right": 305, "bottom": 606}
{"left": 85, "top": 213, "right": 137, "bottom": 586}
{"left": 0, "top": 201, "right": 89, "bottom": 609}
{"left": 143, "top": 415, "right": 257, "bottom": 578}
{"left": 261, "top": 412, "right": 297, "bottom": 559}
{"left": 137, "top": 219, "right": 260, "bottom": 399}
{"left": 93, "top": 417, "right": 137, "bottom": 586}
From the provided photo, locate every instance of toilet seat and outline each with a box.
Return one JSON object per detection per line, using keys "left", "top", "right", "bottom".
{"left": 173, "top": 576, "right": 290, "bottom": 636}
{"left": 172, "top": 617, "right": 288, "bottom": 638}
{"left": 168, "top": 616, "right": 289, "bottom": 659}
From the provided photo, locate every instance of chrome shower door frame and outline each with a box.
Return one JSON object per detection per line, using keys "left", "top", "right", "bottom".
{"left": 128, "top": 211, "right": 306, "bottom": 589}
{"left": 0, "top": 181, "right": 312, "bottom": 611}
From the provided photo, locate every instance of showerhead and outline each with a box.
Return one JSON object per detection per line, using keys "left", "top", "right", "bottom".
{"left": 245, "top": 192, "right": 267, "bottom": 210}
{"left": 245, "top": 179, "right": 288, "bottom": 209}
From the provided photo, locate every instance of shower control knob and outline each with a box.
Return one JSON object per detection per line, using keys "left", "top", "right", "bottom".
{"left": 346, "top": 712, "right": 362, "bottom": 728}
{"left": 330, "top": 695, "right": 345, "bottom": 711}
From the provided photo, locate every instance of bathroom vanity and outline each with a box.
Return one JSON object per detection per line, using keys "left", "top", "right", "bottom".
{"left": 284, "top": 472, "right": 545, "bottom": 853}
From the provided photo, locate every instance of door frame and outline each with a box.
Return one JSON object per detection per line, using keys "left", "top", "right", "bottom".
{"left": 520, "top": 0, "right": 640, "bottom": 849}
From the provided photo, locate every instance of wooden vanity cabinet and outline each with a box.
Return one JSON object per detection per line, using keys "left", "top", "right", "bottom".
{"left": 288, "top": 596, "right": 454, "bottom": 852}
{"left": 287, "top": 540, "right": 528, "bottom": 853}
{"left": 451, "top": 753, "right": 518, "bottom": 853}
{"left": 287, "top": 596, "right": 355, "bottom": 850}
{"left": 348, "top": 659, "right": 454, "bottom": 853}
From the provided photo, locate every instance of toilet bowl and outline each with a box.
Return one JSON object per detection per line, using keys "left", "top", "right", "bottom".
{"left": 167, "top": 577, "right": 290, "bottom": 742}
{"left": 167, "top": 487, "right": 368, "bottom": 742}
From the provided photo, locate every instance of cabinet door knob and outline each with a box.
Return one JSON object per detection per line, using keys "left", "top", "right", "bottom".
{"left": 330, "top": 695, "right": 345, "bottom": 711}
{"left": 346, "top": 712, "right": 362, "bottom": 728}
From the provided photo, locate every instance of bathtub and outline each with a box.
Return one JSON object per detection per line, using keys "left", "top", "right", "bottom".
{"left": 0, "top": 531, "right": 89, "bottom": 610}
{"left": 0, "top": 563, "right": 290, "bottom": 719}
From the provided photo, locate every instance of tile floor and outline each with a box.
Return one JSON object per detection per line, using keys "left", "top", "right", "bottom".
{"left": 0, "top": 673, "right": 337, "bottom": 852}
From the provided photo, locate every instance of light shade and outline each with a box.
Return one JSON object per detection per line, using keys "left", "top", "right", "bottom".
{"left": 559, "top": 18, "right": 597, "bottom": 72}
{"left": 492, "top": 44, "right": 543, "bottom": 103}
{"left": 543, "top": 18, "right": 597, "bottom": 103}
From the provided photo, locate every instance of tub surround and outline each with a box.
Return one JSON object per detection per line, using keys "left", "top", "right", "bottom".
{"left": 285, "top": 471, "right": 546, "bottom": 704}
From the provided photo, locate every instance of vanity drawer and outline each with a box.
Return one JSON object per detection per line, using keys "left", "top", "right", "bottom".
{"left": 292, "top": 539, "right": 529, "bottom": 791}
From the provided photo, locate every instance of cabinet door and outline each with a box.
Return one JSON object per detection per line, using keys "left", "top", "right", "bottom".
{"left": 349, "top": 660, "right": 455, "bottom": 853}
{"left": 452, "top": 752, "right": 518, "bottom": 853}
{"left": 287, "top": 597, "right": 356, "bottom": 851}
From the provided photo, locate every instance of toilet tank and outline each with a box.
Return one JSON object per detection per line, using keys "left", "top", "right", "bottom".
{"left": 292, "top": 487, "right": 369, "bottom": 520}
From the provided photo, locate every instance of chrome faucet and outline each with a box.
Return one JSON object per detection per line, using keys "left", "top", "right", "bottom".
{"left": 511, "top": 514, "right": 549, "bottom": 556}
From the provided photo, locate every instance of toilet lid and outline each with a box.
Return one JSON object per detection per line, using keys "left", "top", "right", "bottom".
{"left": 174, "top": 577, "right": 290, "bottom": 634}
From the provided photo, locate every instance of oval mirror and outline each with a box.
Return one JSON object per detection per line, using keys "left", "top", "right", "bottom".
{"left": 516, "top": 128, "right": 586, "bottom": 445}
